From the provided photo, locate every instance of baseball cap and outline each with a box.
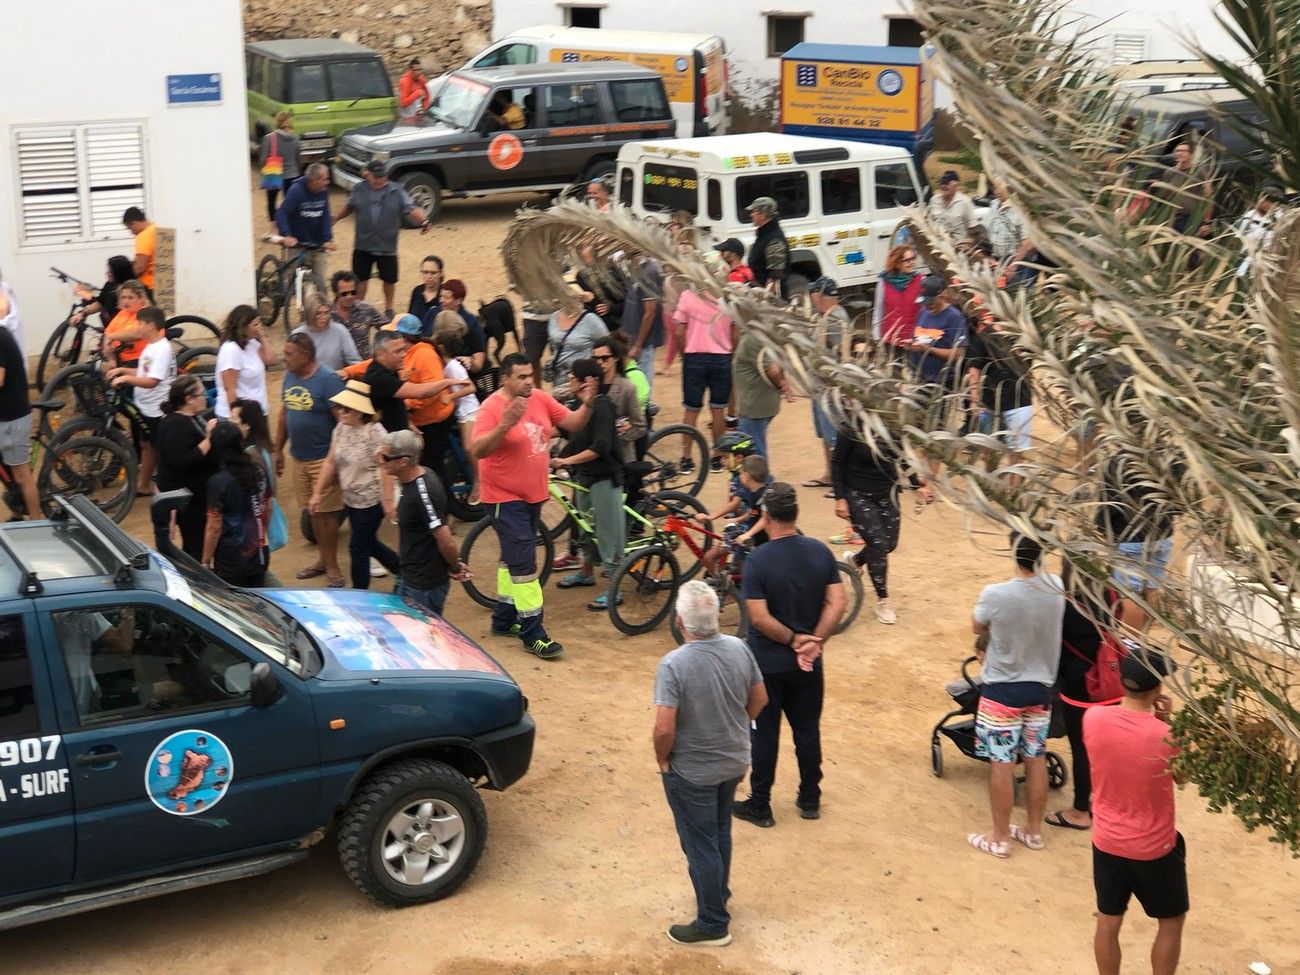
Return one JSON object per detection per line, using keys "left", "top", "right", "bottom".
{"left": 938, "top": 169, "right": 960, "bottom": 185}
{"left": 1120, "top": 645, "right": 1177, "bottom": 693}
{"left": 746, "top": 196, "right": 779, "bottom": 216}
{"left": 807, "top": 276, "right": 839, "bottom": 297}
{"left": 392, "top": 314, "right": 423, "bottom": 336}
{"left": 364, "top": 158, "right": 388, "bottom": 177}
{"left": 714, "top": 237, "right": 745, "bottom": 257}
{"left": 764, "top": 481, "right": 798, "bottom": 521}
{"left": 917, "top": 274, "right": 947, "bottom": 304}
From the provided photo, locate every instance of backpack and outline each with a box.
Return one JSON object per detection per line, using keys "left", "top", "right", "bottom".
{"left": 1064, "top": 590, "right": 1127, "bottom": 704}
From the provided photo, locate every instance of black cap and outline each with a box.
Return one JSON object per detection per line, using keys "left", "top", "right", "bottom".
{"left": 808, "top": 275, "right": 839, "bottom": 296}
{"left": 938, "top": 169, "right": 960, "bottom": 185}
{"left": 364, "top": 158, "right": 388, "bottom": 177}
{"left": 1121, "top": 645, "right": 1176, "bottom": 693}
{"left": 764, "top": 481, "right": 798, "bottom": 521}
{"left": 714, "top": 237, "right": 745, "bottom": 257}
{"left": 917, "top": 274, "right": 946, "bottom": 304}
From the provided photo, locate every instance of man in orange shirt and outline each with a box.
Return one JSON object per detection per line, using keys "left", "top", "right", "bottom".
{"left": 122, "top": 207, "right": 156, "bottom": 295}
{"left": 397, "top": 59, "right": 428, "bottom": 124}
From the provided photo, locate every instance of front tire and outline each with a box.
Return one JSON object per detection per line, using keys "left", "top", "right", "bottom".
{"left": 607, "top": 543, "right": 680, "bottom": 635}
{"left": 459, "top": 515, "right": 554, "bottom": 609}
{"left": 255, "top": 254, "right": 284, "bottom": 325}
{"left": 338, "top": 758, "right": 487, "bottom": 907}
{"left": 834, "top": 562, "right": 865, "bottom": 634}
{"left": 39, "top": 434, "right": 138, "bottom": 523}
{"left": 400, "top": 171, "right": 444, "bottom": 223}
{"left": 643, "top": 423, "right": 709, "bottom": 496}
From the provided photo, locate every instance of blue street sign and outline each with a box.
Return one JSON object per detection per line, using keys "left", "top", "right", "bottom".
{"left": 167, "top": 74, "right": 222, "bottom": 105}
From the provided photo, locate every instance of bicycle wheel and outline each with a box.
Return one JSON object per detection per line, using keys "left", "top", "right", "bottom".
{"left": 607, "top": 544, "right": 680, "bottom": 636}
{"left": 834, "top": 562, "right": 865, "bottom": 634}
{"left": 39, "top": 363, "right": 105, "bottom": 441}
{"left": 443, "top": 449, "right": 483, "bottom": 523}
{"left": 177, "top": 345, "right": 218, "bottom": 405}
{"left": 47, "top": 417, "right": 135, "bottom": 488}
{"left": 36, "top": 321, "right": 83, "bottom": 389}
{"left": 540, "top": 485, "right": 575, "bottom": 544}
{"left": 459, "top": 515, "right": 555, "bottom": 610}
{"left": 165, "top": 315, "right": 221, "bottom": 352}
{"left": 38, "top": 434, "right": 138, "bottom": 523}
{"left": 669, "top": 573, "right": 749, "bottom": 644}
{"left": 643, "top": 423, "right": 710, "bottom": 496}
{"left": 255, "top": 254, "right": 285, "bottom": 326}
{"left": 631, "top": 489, "right": 712, "bottom": 582}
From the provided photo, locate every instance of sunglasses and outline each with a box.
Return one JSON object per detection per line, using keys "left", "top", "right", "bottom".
{"left": 593, "top": 354, "right": 614, "bottom": 362}
{"left": 336, "top": 289, "right": 357, "bottom": 297}
{"left": 381, "top": 454, "right": 411, "bottom": 463}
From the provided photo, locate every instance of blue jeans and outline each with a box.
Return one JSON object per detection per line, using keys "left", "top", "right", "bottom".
{"left": 736, "top": 415, "right": 771, "bottom": 458}
{"left": 636, "top": 344, "right": 657, "bottom": 398}
{"left": 662, "top": 770, "right": 741, "bottom": 936}
{"left": 346, "top": 504, "right": 400, "bottom": 590}
{"left": 395, "top": 579, "right": 450, "bottom": 616}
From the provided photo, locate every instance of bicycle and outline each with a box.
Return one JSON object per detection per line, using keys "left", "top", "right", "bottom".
{"left": 458, "top": 473, "right": 713, "bottom": 615}
{"left": 0, "top": 400, "right": 138, "bottom": 523}
{"left": 255, "top": 236, "right": 327, "bottom": 330}
{"left": 37, "top": 267, "right": 219, "bottom": 388}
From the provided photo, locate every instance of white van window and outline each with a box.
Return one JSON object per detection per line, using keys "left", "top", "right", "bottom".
{"left": 618, "top": 167, "right": 634, "bottom": 206}
{"left": 328, "top": 60, "right": 391, "bottom": 100}
{"left": 644, "top": 163, "right": 700, "bottom": 214}
{"left": 707, "top": 179, "right": 722, "bottom": 221}
{"left": 475, "top": 43, "right": 537, "bottom": 68}
{"left": 874, "top": 163, "right": 918, "bottom": 210}
{"left": 737, "top": 173, "right": 810, "bottom": 223}
{"left": 609, "top": 80, "right": 671, "bottom": 122}
{"left": 821, "top": 168, "right": 862, "bottom": 215}
{"left": 543, "top": 84, "right": 601, "bottom": 127}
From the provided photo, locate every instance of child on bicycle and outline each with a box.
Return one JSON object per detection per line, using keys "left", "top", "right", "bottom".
{"left": 694, "top": 431, "right": 773, "bottom": 577}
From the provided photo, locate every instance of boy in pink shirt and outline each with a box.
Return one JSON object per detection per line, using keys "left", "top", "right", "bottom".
{"left": 672, "top": 288, "right": 738, "bottom": 473}
{"left": 1085, "top": 647, "right": 1186, "bottom": 975}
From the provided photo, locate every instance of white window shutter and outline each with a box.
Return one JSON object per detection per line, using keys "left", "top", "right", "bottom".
{"left": 15, "top": 127, "right": 82, "bottom": 243}
{"left": 1112, "top": 32, "right": 1149, "bottom": 63}
{"left": 85, "top": 125, "right": 146, "bottom": 238}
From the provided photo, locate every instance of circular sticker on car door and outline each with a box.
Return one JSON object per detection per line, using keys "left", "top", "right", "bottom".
{"left": 144, "top": 729, "right": 234, "bottom": 816}
{"left": 488, "top": 133, "right": 524, "bottom": 171}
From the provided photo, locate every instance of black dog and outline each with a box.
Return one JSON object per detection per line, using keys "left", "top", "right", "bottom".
{"left": 478, "top": 296, "right": 520, "bottom": 364}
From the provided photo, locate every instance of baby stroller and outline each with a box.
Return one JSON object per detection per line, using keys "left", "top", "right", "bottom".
{"left": 930, "top": 652, "right": 1069, "bottom": 789}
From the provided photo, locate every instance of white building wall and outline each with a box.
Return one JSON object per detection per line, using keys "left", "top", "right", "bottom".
{"left": 491, "top": 0, "right": 1240, "bottom": 107}
{"left": 0, "top": 0, "right": 253, "bottom": 358}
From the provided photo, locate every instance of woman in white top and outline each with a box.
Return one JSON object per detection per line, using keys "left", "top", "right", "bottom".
{"left": 546, "top": 296, "right": 608, "bottom": 391}
{"left": 215, "top": 304, "right": 275, "bottom": 418}
{"left": 432, "top": 311, "right": 482, "bottom": 505}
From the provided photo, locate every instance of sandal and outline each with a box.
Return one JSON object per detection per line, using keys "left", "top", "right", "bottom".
{"left": 802, "top": 478, "right": 832, "bottom": 488}
{"left": 326, "top": 576, "right": 346, "bottom": 589}
{"left": 967, "top": 832, "right": 1010, "bottom": 859}
{"left": 557, "top": 572, "right": 596, "bottom": 589}
{"left": 587, "top": 592, "right": 623, "bottom": 611}
{"left": 1045, "top": 811, "right": 1091, "bottom": 831}
{"left": 295, "top": 565, "right": 327, "bottom": 580}
{"left": 1009, "top": 825, "right": 1045, "bottom": 851}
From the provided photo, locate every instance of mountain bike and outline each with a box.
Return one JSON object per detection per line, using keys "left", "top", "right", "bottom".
{"left": 255, "top": 236, "right": 327, "bottom": 330}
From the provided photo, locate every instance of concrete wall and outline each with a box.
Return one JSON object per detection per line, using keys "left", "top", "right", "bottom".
{"left": 0, "top": 0, "right": 253, "bottom": 358}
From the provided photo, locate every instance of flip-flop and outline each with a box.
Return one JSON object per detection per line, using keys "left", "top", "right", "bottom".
{"left": 802, "top": 478, "right": 832, "bottom": 487}
{"left": 295, "top": 566, "right": 327, "bottom": 580}
{"left": 557, "top": 572, "right": 596, "bottom": 589}
{"left": 967, "top": 832, "right": 1009, "bottom": 859}
{"left": 1009, "top": 825, "right": 1045, "bottom": 851}
{"left": 1045, "top": 811, "right": 1091, "bottom": 831}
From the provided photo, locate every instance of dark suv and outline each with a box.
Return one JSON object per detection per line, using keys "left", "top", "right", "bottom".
{"left": 333, "top": 62, "right": 675, "bottom": 220}
{"left": 0, "top": 493, "right": 533, "bottom": 929}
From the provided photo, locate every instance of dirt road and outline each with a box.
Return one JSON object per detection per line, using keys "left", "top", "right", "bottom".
{"left": 5, "top": 172, "right": 1297, "bottom": 974}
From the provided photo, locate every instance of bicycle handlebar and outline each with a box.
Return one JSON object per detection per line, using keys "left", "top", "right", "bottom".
{"left": 50, "top": 266, "right": 96, "bottom": 289}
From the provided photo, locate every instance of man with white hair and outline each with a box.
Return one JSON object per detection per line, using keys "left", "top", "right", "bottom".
{"left": 653, "top": 580, "right": 768, "bottom": 948}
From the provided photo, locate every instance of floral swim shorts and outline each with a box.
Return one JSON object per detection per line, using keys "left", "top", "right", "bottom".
{"left": 974, "top": 698, "right": 1051, "bottom": 763}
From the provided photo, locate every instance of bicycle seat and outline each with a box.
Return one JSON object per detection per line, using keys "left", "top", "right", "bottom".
{"left": 647, "top": 403, "right": 660, "bottom": 419}
{"left": 32, "top": 400, "right": 65, "bottom": 413}
{"left": 165, "top": 326, "right": 183, "bottom": 340}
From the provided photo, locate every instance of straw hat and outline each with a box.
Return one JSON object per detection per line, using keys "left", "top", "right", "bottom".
{"left": 330, "top": 379, "right": 376, "bottom": 416}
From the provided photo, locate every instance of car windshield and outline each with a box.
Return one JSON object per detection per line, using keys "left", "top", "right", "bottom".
{"left": 430, "top": 74, "right": 489, "bottom": 128}
{"left": 154, "top": 553, "right": 323, "bottom": 677}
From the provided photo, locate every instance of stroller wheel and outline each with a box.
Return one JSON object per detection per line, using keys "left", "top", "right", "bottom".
{"left": 1046, "top": 751, "right": 1068, "bottom": 790}
{"left": 930, "top": 738, "right": 944, "bottom": 778}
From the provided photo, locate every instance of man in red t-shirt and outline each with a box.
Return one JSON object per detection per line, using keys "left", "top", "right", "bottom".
{"left": 470, "top": 354, "right": 592, "bottom": 660}
{"left": 713, "top": 238, "right": 755, "bottom": 285}
{"left": 1084, "top": 647, "right": 1185, "bottom": 975}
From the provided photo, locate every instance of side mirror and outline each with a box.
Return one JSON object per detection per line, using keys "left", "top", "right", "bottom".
{"left": 250, "top": 662, "right": 283, "bottom": 709}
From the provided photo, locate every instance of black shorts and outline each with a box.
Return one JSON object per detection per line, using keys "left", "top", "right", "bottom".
{"left": 142, "top": 413, "right": 161, "bottom": 444}
{"left": 523, "top": 315, "right": 549, "bottom": 364}
{"left": 1093, "top": 832, "right": 1188, "bottom": 918}
{"left": 352, "top": 250, "right": 399, "bottom": 284}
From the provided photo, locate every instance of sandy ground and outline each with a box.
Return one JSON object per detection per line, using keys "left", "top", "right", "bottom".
{"left": 6, "top": 171, "right": 1299, "bottom": 973}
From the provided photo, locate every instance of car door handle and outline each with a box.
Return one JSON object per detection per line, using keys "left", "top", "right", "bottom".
{"left": 826, "top": 239, "right": 840, "bottom": 246}
{"left": 315, "top": 105, "right": 331, "bottom": 111}
{"left": 75, "top": 748, "right": 123, "bottom": 766}
{"left": 523, "top": 138, "right": 539, "bottom": 146}
{"left": 590, "top": 134, "right": 606, "bottom": 141}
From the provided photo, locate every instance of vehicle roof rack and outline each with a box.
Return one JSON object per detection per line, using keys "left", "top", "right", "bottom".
{"left": 48, "top": 494, "right": 150, "bottom": 586}
{"left": 0, "top": 531, "right": 42, "bottom": 596}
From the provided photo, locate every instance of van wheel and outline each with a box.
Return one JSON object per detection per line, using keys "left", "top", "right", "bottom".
{"left": 400, "top": 172, "right": 444, "bottom": 223}
{"left": 338, "top": 758, "right": 487, "bottom": 906}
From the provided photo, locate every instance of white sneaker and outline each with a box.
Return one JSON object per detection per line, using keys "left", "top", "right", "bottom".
{"left": 839, "top": 550, "right": 862, "bottom": 577}
{"left": 369, "top": 557, "right": 388, "bottom": 578}
{"left": 874, "top": 597, "right": 897, "bottom": 625}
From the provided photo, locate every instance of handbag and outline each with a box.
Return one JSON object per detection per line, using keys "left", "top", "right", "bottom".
{"left": 260, "top": 133, "right": 284, "bottom": 190}
{"left": 541, "top": 315, "right": 581, "bottom": 384}
{"left": 257, "top": 447, "right": 288, "bottom": 552}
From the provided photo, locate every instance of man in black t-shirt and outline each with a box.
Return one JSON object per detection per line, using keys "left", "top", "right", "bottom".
{"left": 0, "top": 325, "right": 38, "bottom": 519}
{"left": 965, "top": 320, "right": 1033, "bottom": 470}
{"left": 360, "top": 329, "right": 458, "bottom": 434}
{"left": 379, "top": 429, "right": 467, "bottom": 615}
{"left": 734, "top": 484, "right": 845, "bottom": 827}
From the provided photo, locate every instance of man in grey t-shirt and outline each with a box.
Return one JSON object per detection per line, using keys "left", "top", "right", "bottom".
{"left": 968, "top": 534, "right": 1064, "bottom": 859}
{"left": 334, "top": 159, "right": 431, "bottom": 318}
{"left": 653, "top": 580, "right": 767, "bottom": 948}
